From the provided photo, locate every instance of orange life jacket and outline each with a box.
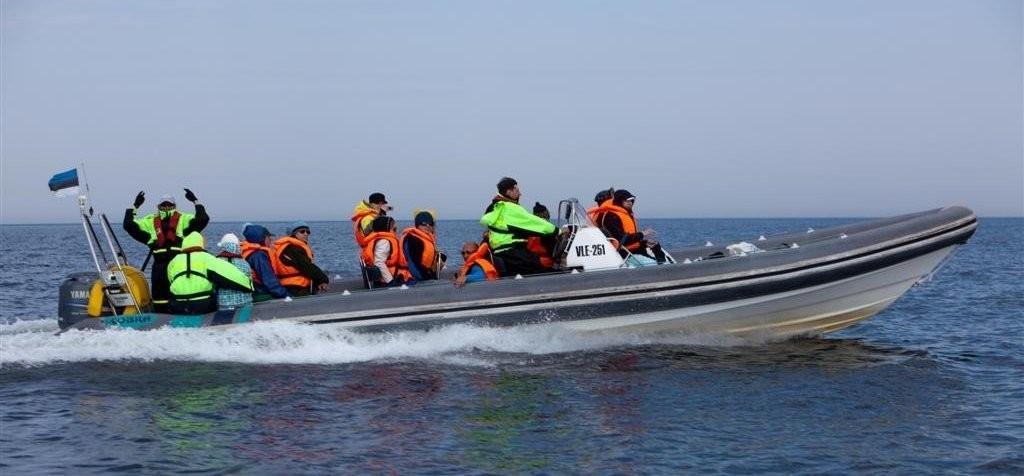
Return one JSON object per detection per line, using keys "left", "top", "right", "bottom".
{"left": 460, "top": 243, "right": 499, "bottom": 281}
{"left": 600, "top": 203, "right": 642, "bottom": 251}
{"left": 526, "top": 236, "right": 554, "bottom": 269}
{"left": 587, "top": 199, "right": 614, "bottom": 226}
{"left": 399, "top": 227, "right": 437, "bottom": 274}
{"left": 468, "top": 258, "right": 499, "bottom": 281}
{"left": 240, "top": 241, "right": 278, "bottom": 285}
{"left": 361, "top": 232, "right": 409, "bottom": 281}
{"left": 272, "top": 236, "right": 314, "bottom": 289}
{"left": 351, "top": 209, "right": 378, "bottom": 247}
{"left": 153, "top": 211, "right": 182, "bottom": 249}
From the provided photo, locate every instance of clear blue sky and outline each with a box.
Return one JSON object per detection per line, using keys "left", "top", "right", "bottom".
{"left": 2, "top": 0, "right": 1021, "bottom": 223}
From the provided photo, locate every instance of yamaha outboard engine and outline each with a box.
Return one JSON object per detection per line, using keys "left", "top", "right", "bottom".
{"left": 58, "top": 272, "right": 99, "bottom": 330}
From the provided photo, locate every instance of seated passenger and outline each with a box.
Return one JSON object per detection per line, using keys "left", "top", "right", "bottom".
{"left": 526, "top": 202, "right": 556, "bottom": 270}
{"left": 454, "top": 240, "right": 498, "bottom": 287}
{"left": 480, "top": 177, "right": 557, "bottom": 277}
{"left": 215, "top": 233, "right": 253, "bottom": 310}
{"left": 241, "top": 223, "right": 291, "bottom": 302}
{"left": 587, "top": 187, "right": 615, "bottom": 225}
{"left": 351, "top": 192, "right": 392, "bottom": 247}
{"left": 400, "top": 211, "right": 446, "bottom": 283}
{"left": 599, "top": 189, "right": 667, "bottom": 263}
{"left": 167, "top": 232, "right": 253, "bottom": 315}
{"left": 274, "top": 222, "right": 329, "bottom": 296}
{"left": 361, "top": 215, "right": 407, "bottom": 288}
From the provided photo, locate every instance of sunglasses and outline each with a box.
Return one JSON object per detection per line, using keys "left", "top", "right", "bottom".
{"left": 295, "top": 229, "right": 311, "bottom": 235}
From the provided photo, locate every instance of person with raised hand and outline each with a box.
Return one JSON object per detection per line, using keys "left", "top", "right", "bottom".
{"left": 122, "top": 188, "right": 209, "bottom": 313}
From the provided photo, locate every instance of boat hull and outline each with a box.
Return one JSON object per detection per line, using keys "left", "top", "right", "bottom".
{"left": 62, "top": 206, "right": 977, "bottom": 340}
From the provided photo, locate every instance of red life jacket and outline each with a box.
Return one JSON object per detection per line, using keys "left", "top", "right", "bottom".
{"left": 526, "top": 236, "right": 554, "bottom": 269}
{"left": 272, "top": 236, "right": 314, "bottom": 288}
{"left": 153, "top": 212, "right": 182, "bottom": 250}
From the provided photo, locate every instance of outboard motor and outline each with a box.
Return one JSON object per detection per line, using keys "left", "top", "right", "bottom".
{"left": 58, "top": 272, "right": 99, "bottom": 330}
{"left": 57, "top": 266, "right": 152, "bottom": 330}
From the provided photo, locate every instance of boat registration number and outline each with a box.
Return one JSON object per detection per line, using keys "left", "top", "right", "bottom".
{"left": 575, "top": 244, "right": 606, "bottom": 257}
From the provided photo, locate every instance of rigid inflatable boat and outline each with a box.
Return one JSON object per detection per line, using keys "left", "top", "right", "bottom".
{"left": 57, "top": 200, "right": 976, "bottom": 339}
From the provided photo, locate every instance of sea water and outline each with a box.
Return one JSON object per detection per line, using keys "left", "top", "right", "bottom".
{"left": 1, "top": 218, "right": 1021, "bottom": 474}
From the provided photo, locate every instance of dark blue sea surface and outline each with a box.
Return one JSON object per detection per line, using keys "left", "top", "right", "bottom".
{"left": 1, "top": 217, "right": 1021, "bottom": 474}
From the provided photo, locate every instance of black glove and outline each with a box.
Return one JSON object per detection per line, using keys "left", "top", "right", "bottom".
{"left": 133, "top": 191, "right": 145, "bottom": 208}
{"left": 184, "top": 188, "right": 198, "bottom": 203}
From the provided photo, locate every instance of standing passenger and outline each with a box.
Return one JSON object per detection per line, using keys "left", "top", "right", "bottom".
{"left": 122, "top": 189, "right": 208, "bottom": 313}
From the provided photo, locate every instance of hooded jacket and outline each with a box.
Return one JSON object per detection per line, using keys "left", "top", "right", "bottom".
{"left": 216, "top": 235, "right": 254, "bottom": 309}
{"left": 167, "top": 232, "right": 253, "bottom": 304}
{"left": 241, "top": 224, "right": 290, "bottom": 299}
{"left": 351, "top": 201, "right": 381, "bottom": 246}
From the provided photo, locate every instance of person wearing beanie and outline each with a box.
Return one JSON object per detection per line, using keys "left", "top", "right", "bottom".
{"left": 166, "top": 231, "right": 253, "bottom": 315}
{"left": 599, "top": 189, "right": 667, "bottom": 263}
{"left": 526, "top": 202, "right": 556, "bottom": 270}
{"left": 480, "top": 177, "right": 556, "bottom": 277}
{"left": 351, "top": 192, "right": 393, "bottom": 247}
{"left": 359, "top": 215, "right": 408, "bottom": 288}
{"left": 240, "top": 223, "right": 291, "bottom": 301}
{"left": 215, "top": 233, "right": 253, "bottom": 310}
{"left": 272, "top": 222, "right": 329, "bottom": 296}
{"left": 400, "top": 210, "right": 446, "bottom": 283}
{"left": 122, "top": 188, "right": 209, "bottom": 313}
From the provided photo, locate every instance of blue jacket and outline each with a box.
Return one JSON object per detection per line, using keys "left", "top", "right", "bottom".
{"left": 241, "top": 223, "right": 289, "bottom": 299}
{"left": 245, "top": 248, "right": 289, "bottom": 298}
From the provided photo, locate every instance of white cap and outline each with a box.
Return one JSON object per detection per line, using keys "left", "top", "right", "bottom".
{"left": 217, "top": 233, "right": 240, "bottom": 248}
{"left": 159, "top": 193, "right": 176, "bottom": 205}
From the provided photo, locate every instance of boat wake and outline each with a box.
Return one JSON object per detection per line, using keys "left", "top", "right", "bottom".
{"left": 0, "top": 318, "right": 749, "bottom": 367}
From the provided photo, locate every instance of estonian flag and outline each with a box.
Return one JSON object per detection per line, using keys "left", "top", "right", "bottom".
{"left": 47, "top": 168, "right": 80, "bottom": 197}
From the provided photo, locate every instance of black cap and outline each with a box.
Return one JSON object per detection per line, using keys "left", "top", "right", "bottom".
{"left": 414, "top": 211, "right": 435, "bottom": 227}
{"left": 497, "top": 177, "right": 517, "bottom": 195}
{"left": 613, "top": 189, "right": 635, "bottom": 203}
{"left": 368, "top": 192, "right": 387, "bottom": 204}
{"left": 594, "top": 188, "right": 614, "bottom": 204}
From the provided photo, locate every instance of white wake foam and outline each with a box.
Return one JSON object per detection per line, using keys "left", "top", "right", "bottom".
{"left": 0, "top": 318, "right": 746, "bottom": 367}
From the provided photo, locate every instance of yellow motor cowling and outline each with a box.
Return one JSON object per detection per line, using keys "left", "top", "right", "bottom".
{"left": 86, "top": 265, "right": 152, "bottom": 317}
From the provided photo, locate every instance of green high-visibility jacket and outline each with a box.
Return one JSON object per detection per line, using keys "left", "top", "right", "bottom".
{"left": 123, "top": 205, "right": 209, "bottom": 254}
{"left": 167, "top": 232, "right": 253, "bottom": 301}
{"left": 480, "top": 198, "right": 556, "bottom": 252}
